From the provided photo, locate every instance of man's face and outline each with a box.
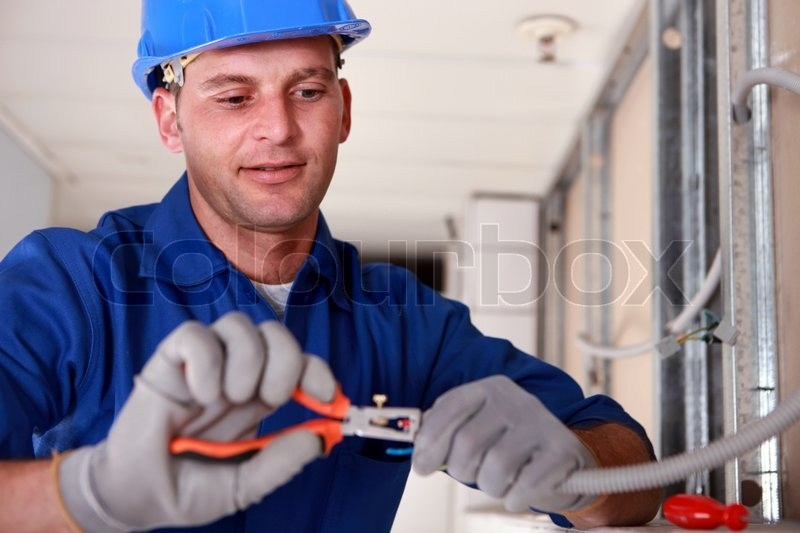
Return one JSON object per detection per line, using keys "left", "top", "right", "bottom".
{"left": 154, "top": 36, "right": 351, "bottom": 232}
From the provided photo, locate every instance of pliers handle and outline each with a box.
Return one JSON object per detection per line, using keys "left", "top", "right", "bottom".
{"left": 170, "top": 386, "right": 352, "bottom": 460}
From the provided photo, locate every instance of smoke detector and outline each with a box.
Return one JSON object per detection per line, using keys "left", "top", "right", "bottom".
{"left": 518, "top": 14, "right": 578, "bottom": 63}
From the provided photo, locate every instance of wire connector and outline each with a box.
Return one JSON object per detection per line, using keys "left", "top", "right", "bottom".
{"left": 712, "top": 322, "right": 739, "bottom": 345}
{"left": 657, "top": 335, "right": 682, "bottom": 358}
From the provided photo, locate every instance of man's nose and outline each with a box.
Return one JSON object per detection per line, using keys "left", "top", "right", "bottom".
{"left": 252, "top": 97, "right": 297, "bottom": 145}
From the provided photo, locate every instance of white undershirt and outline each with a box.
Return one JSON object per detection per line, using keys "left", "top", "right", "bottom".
{"left": 251, "top": 280, "right": 293, "bottom": 320}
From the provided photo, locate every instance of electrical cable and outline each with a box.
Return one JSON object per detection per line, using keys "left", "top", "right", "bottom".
{"left": 573, "top": 336, "right": 655, "bottom": 359}
{"left": 576, "top": 74, "right": 800, "bottom": 360}
{"left": 676, "top": 324, "right": 717, "bottom": 345}
{"left": 559, "top": 67, "right": 800, "bottom": 497}
{"left": 561, "top": 386, "right": 800, "bottom": 494}
{"left": 575, "top": 249, "right": 721, "bottom": 359}
{"left": 664, "top": 250, "right": 722, "bottom": 334}
{"left": 732, "top": 67, "right": 800, "bottom": 124}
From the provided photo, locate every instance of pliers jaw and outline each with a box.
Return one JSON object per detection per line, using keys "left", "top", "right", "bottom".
{"left": 170, "top": 387, "right": 421, "bottom": 460}
{"left": 341, "top": 406, "right": 421, "bottom": 442}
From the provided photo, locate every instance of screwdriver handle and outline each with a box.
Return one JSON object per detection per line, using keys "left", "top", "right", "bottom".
{"left": 663, "top": 494, "right": 748, "bottom": 531}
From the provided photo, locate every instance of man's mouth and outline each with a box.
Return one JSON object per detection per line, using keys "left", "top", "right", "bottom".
{"left": 253, "top": 164, "right": 301, "bottom": 171}
{"left": 242, "top": 162, "right": 306, "bottom": 184}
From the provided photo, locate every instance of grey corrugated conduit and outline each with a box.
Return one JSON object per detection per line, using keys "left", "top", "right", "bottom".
{"left": 562, "top": 387, "right": 800, "bottom": 494}
{"left": 558, "top": 68, "right": 800, "bottom": 495}
{"left": 732, "top": 67, "right": 800, "bottom": 124}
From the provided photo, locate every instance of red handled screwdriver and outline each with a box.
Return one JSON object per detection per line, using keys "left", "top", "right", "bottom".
{"left": 663, "top": 494, "right": 748, "bottom": 531}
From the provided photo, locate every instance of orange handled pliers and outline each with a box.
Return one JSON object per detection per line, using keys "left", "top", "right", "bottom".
{"left": 170, "top": 386, "right": 421, "bottom": 460}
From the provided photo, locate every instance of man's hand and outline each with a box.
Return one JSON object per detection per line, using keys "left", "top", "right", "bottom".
{"left": 56, "top": 312, "right": 335, "bottom": 532}
{"left": 412, "top": 375, "right": 596, "bottom": 514}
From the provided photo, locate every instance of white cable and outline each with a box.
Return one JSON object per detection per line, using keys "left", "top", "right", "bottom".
{"left": 664, "top": 249, "right": 722, "bottom": 334}
{"left": 574, "top": 336, "right": 655, "bottom": 359}
{"left": 575, "top": 68, "right": 800, "bottom": 357}
{"left": 575, "top": 249, "right": 722, "bottom": 359}
{"left": 560, "top": 67, "right": 800, "bottom": 494}
{"left": 561, "top": 386, "right": 800, "bottom": 494}
{"left": 732, "top": 67, "right": 800, "bottom": 124}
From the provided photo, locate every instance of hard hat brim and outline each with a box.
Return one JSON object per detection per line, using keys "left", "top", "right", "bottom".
{"left": 132, "top": 19, "right": 371, "bottom": 100}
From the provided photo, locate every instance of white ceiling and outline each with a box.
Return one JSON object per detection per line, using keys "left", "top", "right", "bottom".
{"left": 0, "top": 0, "right": 644, "bottom": 253}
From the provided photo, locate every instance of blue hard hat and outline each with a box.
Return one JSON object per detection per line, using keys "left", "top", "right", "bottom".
{"left": 132, "top": 0, "right": 371, "bottom": 99}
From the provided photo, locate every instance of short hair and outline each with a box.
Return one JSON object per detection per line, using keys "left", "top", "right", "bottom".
{"left": 162, "top": 37, "right": 344, "bottom": 104}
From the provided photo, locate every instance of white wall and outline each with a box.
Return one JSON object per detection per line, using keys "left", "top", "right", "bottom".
{"left": 0, "top": 122, "right": 52, "bottom": 257}
{"left": 393, "top": 196, "right": 541, "bottom": 533}
{"left": 462, "top": 195, "right": 540, "bottom": 356}
{"left": 454, "top": 195, "right": 542, "bottom": 529}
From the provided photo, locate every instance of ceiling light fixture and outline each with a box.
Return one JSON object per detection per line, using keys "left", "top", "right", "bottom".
{"left": 518, "top": 14, "right": 578, "bottom": 63}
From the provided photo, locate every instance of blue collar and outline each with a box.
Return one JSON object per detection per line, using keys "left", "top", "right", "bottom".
{"left": 139, "top": 174, "right": 352, "bottom": 311}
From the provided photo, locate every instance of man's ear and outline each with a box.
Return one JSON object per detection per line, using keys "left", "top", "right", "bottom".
{"left": 338, "top": 78, "right": 352, "bottom": 143}
{"left": 152, "top": 87, "right": 183, "bottom": 153}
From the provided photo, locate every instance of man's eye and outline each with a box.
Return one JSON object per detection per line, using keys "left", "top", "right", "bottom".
{"left": 297, "top": 89, "right": 323, "bottom": 100}
{"left": 216, "top": 95, "right": 249, "bottom": 107}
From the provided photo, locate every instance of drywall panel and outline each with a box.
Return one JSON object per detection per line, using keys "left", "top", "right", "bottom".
{"left": 561, "top": 173, "right": 588, "bottom": 389}
{"left": 768, "top": 0, "right": 800, "bottom": 516}
{"left": 607, "top": 57, "right": 655, "bottom": 438}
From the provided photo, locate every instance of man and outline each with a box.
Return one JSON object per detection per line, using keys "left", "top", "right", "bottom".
{"left": 0, "top": 1, "right": 661, "bottom": 531}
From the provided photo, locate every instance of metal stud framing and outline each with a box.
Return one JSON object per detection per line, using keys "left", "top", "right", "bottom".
{"left": 539, "top": 4, "right": 650, "bottom": 395}
{"left": 716, "top": 0, "right": 780, "bottom": 520}
{"left": 542, "top": 0, "right": 783, "bottom": 519}
{"left": 653, "top": 0, "right": 725, "bottom": 500}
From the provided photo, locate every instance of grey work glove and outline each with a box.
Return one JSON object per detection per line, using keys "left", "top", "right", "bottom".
{"left": 413, "top": 375, "right": 596, "bottom": 514}
{"left": 57, "top": 311, "right": 336, "bottom": 532}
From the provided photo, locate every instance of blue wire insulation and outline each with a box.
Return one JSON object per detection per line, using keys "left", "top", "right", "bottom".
{"left": 385, "top": 447, "right": 414, "bottom": 457}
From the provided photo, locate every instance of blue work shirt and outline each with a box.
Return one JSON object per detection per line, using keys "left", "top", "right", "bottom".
{"left": 0, "top": 175, "right": 650, "bottom": 531}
